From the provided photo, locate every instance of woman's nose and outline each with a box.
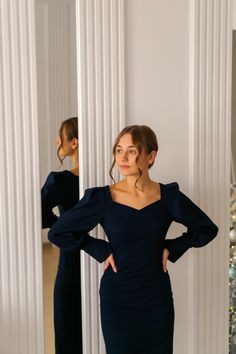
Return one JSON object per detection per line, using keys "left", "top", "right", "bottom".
{"left": 121, "top": 151, "right": 128, "bottom": 161}
{"left": 56, "top": 137, "right": 61, "bottom": 145}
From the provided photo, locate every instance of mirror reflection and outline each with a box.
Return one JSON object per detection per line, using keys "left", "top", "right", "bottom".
{"left": 34, "top": 1, "right": 80, "bottom": 353}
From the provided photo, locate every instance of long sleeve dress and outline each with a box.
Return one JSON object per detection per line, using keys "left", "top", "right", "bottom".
{"left": 48, "top": 182, "right": 218, "bottom": 354}
{"left": 41, "top": 170, "right": 84, "bottom": 354}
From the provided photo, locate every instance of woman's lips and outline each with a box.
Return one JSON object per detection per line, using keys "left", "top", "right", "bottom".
{"left": 119, "top": 165, "right": 130, "bottom": 168}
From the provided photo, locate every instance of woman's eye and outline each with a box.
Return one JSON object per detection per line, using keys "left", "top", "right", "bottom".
{"left": 129, "top": 150, "right": 137, "bottom": 155}
{"left": 115, "top": 149, "right": 122, "bottom": 154}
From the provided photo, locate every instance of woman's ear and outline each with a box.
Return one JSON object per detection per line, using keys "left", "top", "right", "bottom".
{"left": 72, "top": 138, "right": 78, "bottom": 149}
{"left": 149, "top": 150, "right": 157, "bottom": 165}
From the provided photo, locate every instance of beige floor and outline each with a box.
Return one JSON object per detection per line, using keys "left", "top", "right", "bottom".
{"left": 43, "top": 243, "right": 59, "bottom": 354}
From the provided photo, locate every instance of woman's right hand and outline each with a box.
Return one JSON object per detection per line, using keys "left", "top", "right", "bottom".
{"left": 104, "top": 254, "right": 117, "bottom": 273}
{"left": 162, "top": 247, "right": 169, "bottom": 273}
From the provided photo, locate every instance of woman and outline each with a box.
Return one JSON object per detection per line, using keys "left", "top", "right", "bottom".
{"left": 41, "top": 117, "right": 83, "bottom": 354}
{"left": 48, "top": 125, "right": 218, "bottom": 354}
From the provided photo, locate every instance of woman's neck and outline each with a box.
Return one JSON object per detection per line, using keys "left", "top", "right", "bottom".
{"left": 122, "top": 174, "right": 153, "bottom": 192}
{"left": 70, "top": 153, "right": 79, "bottom": 176}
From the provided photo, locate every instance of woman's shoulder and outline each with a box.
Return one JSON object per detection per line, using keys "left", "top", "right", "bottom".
{"left": 79, "top": 186, "right": 108, "bottom": 207}
{"left": 45, "top": 170, "right": 78, "bottom": 183}
{"left": 83, "top": 185, "right": 108, "bottom": 196}
{"left": 161, "top": 181, "right": 179, "bottom": 191}
{"left": 42, "top": 171, "right": 79, "bottom": 193}
{"left": 160, "top": 182, "right": 180, "bottom": 204}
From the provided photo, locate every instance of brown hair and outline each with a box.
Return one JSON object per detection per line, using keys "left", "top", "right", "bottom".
{"left": 57, "top": 117, "right": 78, "bottom": 164}
{"left": 109, "top": 125, "right": 158, "bottom": 184}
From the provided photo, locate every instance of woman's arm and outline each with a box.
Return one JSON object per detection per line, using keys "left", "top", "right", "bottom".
{"left": 48, "top": 187, "right": 112, "bottom": 263}
{"left": 41, "top": 172, "right": 65, "bottom": 228}
{"left": 164, "top": 183, "right": 218, "bottom": 263}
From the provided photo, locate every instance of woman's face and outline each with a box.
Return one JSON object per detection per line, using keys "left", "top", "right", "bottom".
{"left": 114, "top": 133, "right": 156, "bottom": 177}
{"left": 56, "top": 129, "right": 77, "bottom": 158}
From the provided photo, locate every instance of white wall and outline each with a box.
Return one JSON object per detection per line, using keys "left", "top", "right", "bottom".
{"left": 233, "top": 0, "right": 236, "bottom": 30}
{"left": 125, "top": 0, "right": 189, "bottom": 185}
{"left": 125, "top": 1, "right": 190, "bottom": 352}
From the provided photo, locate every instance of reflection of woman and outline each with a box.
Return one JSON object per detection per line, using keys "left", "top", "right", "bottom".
{"left": 41, "top": 117, "right": 83, "bottom": 354}
{"left": 48, "top": 125, "right": 218, "bottom": 354}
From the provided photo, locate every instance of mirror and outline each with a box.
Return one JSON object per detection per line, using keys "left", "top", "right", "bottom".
{"left": 35, "top": 1, "right": 79, "bottom": 353}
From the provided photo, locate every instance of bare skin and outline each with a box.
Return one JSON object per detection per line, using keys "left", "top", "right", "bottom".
{"left": 104, "top": 133, "right": 169, "bottom": 274}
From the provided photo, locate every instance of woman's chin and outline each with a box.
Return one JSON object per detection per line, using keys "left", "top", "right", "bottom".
{"left": 118, "top": 170, "right": 138, "bottom": 178}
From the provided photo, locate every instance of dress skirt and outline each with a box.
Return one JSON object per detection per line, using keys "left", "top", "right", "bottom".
{"left": 54, "top": 249, "right": 83, "bottom": 354}
{"left": 100, "top": 269, "right": 175, "bottom": 354}
{"left": 100, "top": 301, "right": 174, "bottom": 354}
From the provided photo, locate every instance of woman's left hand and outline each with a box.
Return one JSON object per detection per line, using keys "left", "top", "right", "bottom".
{"left": 104, "top": 254, "right": 117, "bottom": 273}
{"left": 162, "top": 248, "right": 169, "bottom": 273}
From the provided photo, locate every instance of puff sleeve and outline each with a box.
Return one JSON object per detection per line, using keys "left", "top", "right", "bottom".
{"left": 164, "top": 182, "right": 218, "bottom": 263}
{"left": 48, "top": 187, "right": 112, "bottom": 263}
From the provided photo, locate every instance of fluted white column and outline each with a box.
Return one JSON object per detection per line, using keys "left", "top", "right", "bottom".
{"left": 76, "top": 1, "right": 125, "bottom": 353}
{"left": 189, "top": 0, "right": 231, "bottom": 353}
{"left": 0, "top": 0, "right": 44, "bottom": 353}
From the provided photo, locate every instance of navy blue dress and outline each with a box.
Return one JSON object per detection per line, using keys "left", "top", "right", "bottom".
{"left": 41, "top": 170, "right": 82, "bottom": 354}
{"left": 48, "top": 182, "right": 218, "bottom": 354}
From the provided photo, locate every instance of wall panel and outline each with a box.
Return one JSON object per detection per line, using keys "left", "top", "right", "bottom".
{"left": 0, "top": 0, "right": 43, "bottom": 353}
{"left": 189, "top": 0, "right": 231, "bottom": 352}
{"left": 76, "top": 1, "right": 125, "bottom": 353}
